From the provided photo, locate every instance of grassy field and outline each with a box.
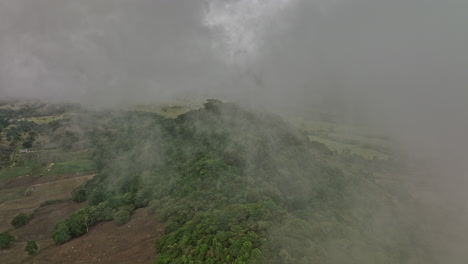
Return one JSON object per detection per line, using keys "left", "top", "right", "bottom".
{"left": 293, "top": 119, "right": 392, "bottom": 160}
{"left": 0, "top": 156, "right": 96, "bottom": 179}
{"left": 326, "top": 133, "right": 390, "bottom": 149}
{"left": 296, "top": 119, "right": 385, "bottom": 137}
{"left": 130, "top": 103, "right": 201, "bottom": 118}
{"left": 308, "top": 135, "right": 389, "bottom": 160}
{"left": 44, "top": 159, "right": 96, "bottom": 176}
{"left": 33, "top": 150, "right": 92, "bottom": 163}
{"left": 0, "top": 160, "right": 38, "bottom": 179}
{"left": 25, "top": 114, "right": 66, "bottom": 124}
{"left": 0, "top": 174, "right": 95, "bottom": 232}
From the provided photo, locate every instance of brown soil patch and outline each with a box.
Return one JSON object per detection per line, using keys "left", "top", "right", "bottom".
{"left": 34, "top": 173, "right": 95, "bottom": 184}
{"left": 0, "top": 186, "right": 25, "bottom": 204}
{"left": 23, "top": 208, "right": 163, "bottom": 264}
{"left": 0, "top": 201, "right": 86, "bottom": 264}
{"left": 12, "top": 201, "right": 85, "bottom": 242}
{"left": 0, "top": 175, "right": 41, "bottom": 190}
{"left": 0, "top": 174, "right": 95, "bottom": 231}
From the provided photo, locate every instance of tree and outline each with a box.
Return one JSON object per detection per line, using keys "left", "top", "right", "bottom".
{"left": 0, "top": 232, "right": 14, "bottom": 249}
{"left": 204, "top": 99, "right": 222, "bottom": 112}
{"left": 25, "top": 240, "right": 38, "bottom": 255}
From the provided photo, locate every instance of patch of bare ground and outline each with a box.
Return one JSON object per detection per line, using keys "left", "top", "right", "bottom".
{"left": 34, "top": 173, "right": 95, "bottom": 184}
{"left": 0, "top": 174, "right": 95, "bottom": 231}
{"left": 0, "top": 175, "right": 41, "bottom": 191}
{"left": 12, "top": 201, "right": 85, "bottom": 242}
{"left": 23, "top": 208, "right": 163, "bottom": 264}
{"left": 0, "top": 201, "right": 84, "bottom": 264}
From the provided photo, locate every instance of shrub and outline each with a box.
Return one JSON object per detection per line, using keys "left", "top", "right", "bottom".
{"left": 25, "top": 240, "right": 38, "bottom": 255}
{"left": 71, "top": 187, "right": 87, "bottom": 203}
{"left": 0, "top": 232, "right": 14, "bottom": 249}
{"left": 40, "top": 199, "right": 65, "bottom": 207}
{"left": 113, "top": 206, "right": 133, "bottom": 226}
{"left": 11, "top": 213, "right": 32, "bottom": 228}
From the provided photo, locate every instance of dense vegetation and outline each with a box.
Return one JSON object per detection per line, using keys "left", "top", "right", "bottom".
{"left": 51, "top": 100, "right": 426, "bottom": 263}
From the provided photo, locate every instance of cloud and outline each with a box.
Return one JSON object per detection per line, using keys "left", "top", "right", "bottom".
{"left": 204, "top": 0, "right": 297, "bottom": 65}
{"left": 0, "top": 0, "right": 467, "bottom": 151}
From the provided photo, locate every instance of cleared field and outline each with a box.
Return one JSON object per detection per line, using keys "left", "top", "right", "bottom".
{"left": 0, "top": 160, "right": 39, "bottom": 179}
{"left": 21, "top": 208, "right": 163, "bottom": 264}
{"left": 0, "top": 186, "right": 27, "bottom": 204}
{"left": 44, "top": 159, "right": 96, "bottom": 176}
{"left": 13, "top": 201, "right": 85, "bottom": 242}
{"left": 0, "top": 201, "right": 85, "bottom": 264}
{"left": 0, "top": 175, "right": 161, "bottom": 264}
{"left": 0, "top": 174, "right": 95, "bottom": 231}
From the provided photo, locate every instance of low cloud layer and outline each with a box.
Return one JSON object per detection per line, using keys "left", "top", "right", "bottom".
{"left": 1, "top": 1, "right": 466, "bottom": 112}
{"left": 1, "top": 1, "right": 466, "bottom": 147}
{"left": 1, "top": 0, "right": 467, "bottom": 181}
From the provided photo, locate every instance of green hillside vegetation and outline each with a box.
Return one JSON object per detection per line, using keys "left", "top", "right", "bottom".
{"left": 51, "top": 100, "right": 426, "bottom": 263}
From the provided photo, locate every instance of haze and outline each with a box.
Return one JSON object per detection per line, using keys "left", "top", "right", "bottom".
{"left": 1, "top": 0, "right": 467, "bottom": 261}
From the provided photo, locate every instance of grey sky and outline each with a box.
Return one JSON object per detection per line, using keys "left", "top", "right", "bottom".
{"left": 0, "top": 0, "right": 467, "bottom": 154}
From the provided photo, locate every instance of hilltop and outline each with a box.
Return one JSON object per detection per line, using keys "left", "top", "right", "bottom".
{"left": 0, "top": 100, "right": 430, "bottom": 263}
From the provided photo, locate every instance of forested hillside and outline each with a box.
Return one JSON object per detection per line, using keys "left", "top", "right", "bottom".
{"left": 47, "top": 100, "right": 428, "bottom": 264}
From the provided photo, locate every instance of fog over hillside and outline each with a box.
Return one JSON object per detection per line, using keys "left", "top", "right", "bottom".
{"left": 1, "top": 0, "right": 468, "bottom": 262}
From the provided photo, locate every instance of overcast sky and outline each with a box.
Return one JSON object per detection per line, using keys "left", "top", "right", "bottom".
{"left": 0, "top": 0, "right": 467, "bottom": 155}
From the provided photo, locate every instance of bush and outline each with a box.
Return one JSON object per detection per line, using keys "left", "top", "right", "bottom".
{"left": 0, "top": 232, "right": 14, "bottom": 249}
{"left": 51, "top": 221, "right": 72, "bottom": 245}
{"left": 11, "top": 213, "right": 32, "bottom": 228}
{"left": 113, "top": 206, "right": 133, "bottom": 225}
{"left": 25, "top": 240, "right": 38, "bottom": 255}
{"left": 40, "top": 199, "right": 65, "bottom": 207}
{"left": 71, "top": 187, "right": 87, "bottom": 203}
